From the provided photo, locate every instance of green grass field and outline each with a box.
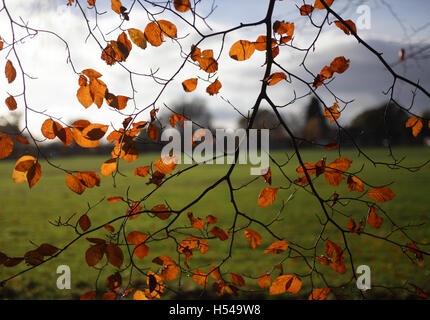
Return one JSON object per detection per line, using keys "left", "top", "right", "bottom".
{"left": 0, "top": 146, "right": 429, "bottom": 300}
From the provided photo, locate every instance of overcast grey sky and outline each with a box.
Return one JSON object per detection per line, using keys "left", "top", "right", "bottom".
{"left": 1, "top": 0, "right": 430, "bottom": 137}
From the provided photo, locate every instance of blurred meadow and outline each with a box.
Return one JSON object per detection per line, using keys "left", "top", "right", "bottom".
{"left": 0, "top": 146, "right": 429, "bottom": 299}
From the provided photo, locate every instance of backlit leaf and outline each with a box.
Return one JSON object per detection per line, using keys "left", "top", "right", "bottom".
{"left": 309, "top": 288, "right": 331, "bottom": 300}
{"left": 367, "top": 206, "right": 383, "bottom": 228}
{"left": 264, "top": 240, "right": 289, "bottom": 254}
{"left": 206, "top": 79, "right": 222, "bottom": 95}
{"left": 368, "top": 186, "right": 395, "bottom": 202}
{"left": 229, "top": 40, "right": 256, "bottom": 61}
{"left": 5, "top": 60, "right": 16, "bottom": 83}
{"left": 182, "top": 78, "right": 198, "bottom": 92}
{"left": 244, "top": 229, "right": 262, "bottom": 249}
{"left": 66, "top": 173, "right": 86, "bottom": 195}
{"left": 269, "top": 275, "right": 302, "bottom": 295}
{"left": 258, "top": 187, "right": 278, "bottom": 207}
{"left": 174, "top": 0, "right": 191, "bottom": 12}
{"left": 128, "top": 28, "right": 147, "bottom": 49}
{"left": 5, "top": 96, "right": 17, "bottom": 111}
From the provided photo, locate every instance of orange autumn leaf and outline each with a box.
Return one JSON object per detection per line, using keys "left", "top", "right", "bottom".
{"left": 5, "top": 96, "right": 17, "bottom": 111}
{"left": 147, "top": 124, "right": 159, "bottom": 141}
{"left": 269, "top": 275, "right": 302, "bottom": 295}
{"left": 77, "top": 171, "right": 100, "bottom": 188}
{"left": 76, "top": 85, "right": 93, "bottom": 108}
{"left": 368, "top": 186, "right": 395, "bottom": 202}
{"left": 80, "top": 291, "right": 97, "bottom": 300}
{"left": 133, "top": 290, "right": 150, "bottom": 300}
{"left": 264, "top": 240, "right": 289, "bottom": 254}
{"left": 104, "top": 224, "right": 115, "bottom": 233}
{"left": 209, "top": 266, "right": 221, "bottom": 280}
{"left": 334, "top": 20, "right": 357, "bottom": 35}
{"left": 347, "top": 175, "right": 364, "bottom": 193}
{"left": 230, "top": 273, "right": 246, "bottom": 287}
{"left": 174, "top": 0, "right": 191, "bottom": 12}
{"left": 191, "top": 46, "right": 218, "bottom": 73}
{"left": 367, "top": 206, "right": 383, "bottom": 228}
{"left": 265, "top": 72, "right": 287, "bottom": 86}
{"left": 101, "top": 159, "right": 117, "bottom": 177}
{"left": 126, "top": 202, "right": 142, "bottom": 220}
{"left": 300, "top": 4, "right": 314, "bottom": 15}
{"left": 314, "top": 0, "right": 334, "bottom": 10}
{"left": 324, "top": 102, "right": 341, "bottom": 123}
{"left": 258, "top": 187, "right": 278, "bottom": 207}
{"left": 206, "top": 79, "right": 222, "bottom": 95}
{"left": 66, "top": 173, "right": 86, "bottom": 195}
{"left": 193, "top": 269, "right": 208, "bottom": 287}
{"left": 325, "top": 240, "right": 346, "bottom": 274}
{"left": 0, "top": 134, "right": 14, "bottom": 159}
{"left": 82, "top": 123, "right": 109, "bottom": 141}
{"left": 170, "top": 114, "right": 187, "bottom": 127}
{"left": 127, "top": 28, "right": 147, "bottom": 49}
{"left": 330, "top": 56, "right": 350, "bottom": 74}
{"left": 257, "top": 274, "right": 272, "bottom": 288}
{"left": 254, "top": 35, "right": 276, "bottom": 51}
{"left": 406, "top": 116, "right": 423, "bottom": 137}
{"left": 134, "top": 166, "right": 150, "bottom": 177}
{"left": 210, "top": 226, "right": 229, "bottom": 241}
{"left": 182, "top": 78, "right": 198, "bottom": 92}
{"left": 309, "top": 288, "right": 331, "bottom": 300}
{"left": 324, "top": 141, "right": 339, "bottom": 150}
{"left": 273, "top": 21, "right": 294, "bottom": 37}
{"left": 187, "top": 212, "right": 205, "bottom": 230}
{"left": 144, "top": 20, "right": 177, "bottom": 47}
{"left": 79, "top": 215, "right": 91, "bottom": 231}
{"left": 72, "top": 120, "right": 100, "bottom": 148}
{"left": 5, "top": 60, "right": 16, "bottom": 83}
{"left": 229, "top": 40, "right": 256, "bottom": 61}
{"left": 244, "top": 229, "right": 262, "bottom": 249}
{"left": 85, "top": 243, "right": 105, "bottom": 266}
{"left": 111, "top": 0, "right": 123, "bottom": 14}
{"left": 206, "top": 215, "right": 218, "bottom": 225}
{"left": 107, "top": 196, "right": 123, "bottom": 203}
{"left": 154, "top": 154, "right": 178, "bottom": 175}
{"left": 152, "top": 256, "right": 179, "bottom": 280}
{"left": 105, "top": 243, "right": 124, "bottom": 268}
{"left": 151, "top": 204, "right": 172, "bottom": 220}
{"left": 26, "top": 162, "right": 42, "bottom": 189}
{"left": 12, "top": 155, "right": 36, "bottom": 183}
{"left": 14, "top": 135, "right": 30, "bottom": 145}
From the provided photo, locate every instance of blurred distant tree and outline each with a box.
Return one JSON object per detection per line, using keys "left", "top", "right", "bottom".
{"left": 348, "top": 103, "right": 421, "bottom": 146}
